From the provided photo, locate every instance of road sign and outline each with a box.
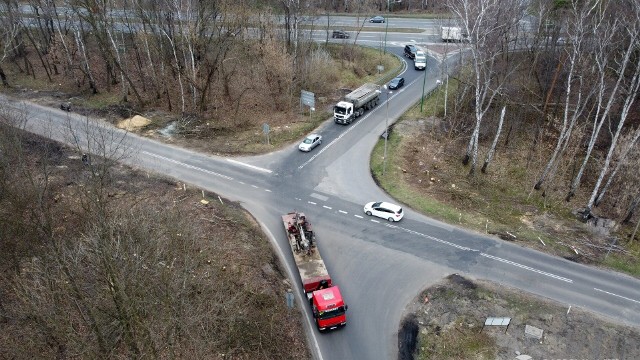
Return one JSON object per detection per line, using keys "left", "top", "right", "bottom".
{"left": 286, "top": 289, "right": 294, "bottom": 308}
{"left": 301, "top": 90, "right": 315, "bottom": 107}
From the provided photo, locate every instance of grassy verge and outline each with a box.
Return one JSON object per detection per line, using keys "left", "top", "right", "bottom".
{"left": 371, "top": 79, "right": 640, "bottom": 277}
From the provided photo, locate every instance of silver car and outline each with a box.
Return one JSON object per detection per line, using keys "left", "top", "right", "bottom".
{"left": 299, "top": 134, "right": 323, "bottom": 152}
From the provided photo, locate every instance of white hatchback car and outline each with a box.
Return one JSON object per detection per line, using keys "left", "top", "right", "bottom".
{"left": 363, "top": 201, "right": 404, "bottom": 222}
{"left": 298, "top": 134, "right": 322, "bottom": 152}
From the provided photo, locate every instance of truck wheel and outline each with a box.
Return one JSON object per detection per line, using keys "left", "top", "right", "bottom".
{"left": 366, "top": 211, "right": 372, "bottom": 216}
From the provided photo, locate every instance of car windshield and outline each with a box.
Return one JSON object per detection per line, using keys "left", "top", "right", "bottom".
{"left": 304, "top": 138, "right": 313, "bottom": 144}
{"left": 318, "top": 306, "right": 346, "bottom": 320}
{"left": 372, "top": 202, "right": 382, "bottom": 207}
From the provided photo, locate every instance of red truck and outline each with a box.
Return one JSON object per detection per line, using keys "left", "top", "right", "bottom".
{"left": 282, "top": 211, "right": 348, "bottom": 331}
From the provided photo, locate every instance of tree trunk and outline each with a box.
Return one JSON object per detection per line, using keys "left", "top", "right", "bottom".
{"left": 481, "top": 106, "right": 506, "bottom": 173}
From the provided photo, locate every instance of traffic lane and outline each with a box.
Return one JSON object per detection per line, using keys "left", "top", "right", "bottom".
{"left": 283, "top": 193, "right": 640, "bottom": 327}
{"left": 309, "top": 66, "right": 441, "bottom": 202}
{"left": 312, "top": 216, "right": 454, "bottom": 360}
{"left": 473, "top": 238, "right": 640, "bottom": 326}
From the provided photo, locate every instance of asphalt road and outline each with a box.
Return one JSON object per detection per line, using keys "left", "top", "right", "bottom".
{"left": 4, "top": 15, "right": 640, "bottom": 360}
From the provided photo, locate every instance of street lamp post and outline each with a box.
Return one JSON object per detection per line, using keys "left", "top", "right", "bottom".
{"left": 384, "top": 0, "right": 389, "bottom": 55}
{"left": 383, "top": 86, "right": 392, "bottom": 175}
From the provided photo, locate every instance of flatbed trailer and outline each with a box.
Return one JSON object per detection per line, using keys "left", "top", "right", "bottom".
{"left": 282, "top": 211, "right": 347, "bottom": 331}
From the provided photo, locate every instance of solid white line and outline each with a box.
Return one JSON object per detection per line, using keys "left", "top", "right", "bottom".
{"left": 323, "top": 206, "right": 332, "bottom": 210}
{"left": 298, "top": 109, "right": 375, "bottom": 170}
{"left": 226, "top": 158, "right": 272, "bottom": 173}
{"left": 339, "top": 210, "right": 348, "bottom": 214}
{"left": 594, "top": 288, "right": 640, "bottom": 305}
{"left": 481, "top": 253, "right": 573, "bottom": 283}
{"left": 395, "top": 225, "right": 476, "bottom": 251}
{"left": 142, "top": 151, "right": 233, "bottom": 180}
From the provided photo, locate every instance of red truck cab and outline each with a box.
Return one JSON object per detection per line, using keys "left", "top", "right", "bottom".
{"left": 311, "top": 286, "right": 348, "bottom": 331}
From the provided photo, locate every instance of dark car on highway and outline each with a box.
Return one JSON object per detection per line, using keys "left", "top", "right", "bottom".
{"left": 369, "top": 16, "right": 385, "bottom": 23}
{"left": 332, "top": 30, "right": 350, "bottom": 39}
{"left": 404, "top": 44, "right": 418, "bottom": 59}
{"left": 388, "top": 77, "right": 404, "bottom": 90}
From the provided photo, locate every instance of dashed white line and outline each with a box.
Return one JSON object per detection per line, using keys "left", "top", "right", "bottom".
{"left": 265, "top": 189, "right": 272, "bottom": 192}
{"left": 251, "top": 185, "right": 259, "bottom": 188}
{"left": 339, "top": 210, "right": 348, "bottom": 214}
{"left": 238, "top": 181, "right": 245, "bottom": 185}
{"left": 370, "top": 219, "right": 380, "bottom": 223}
{"left": 226, "top": 158, "right": 272, "bottom": 173}
{"left": 308, "top": 201, "right": 317, "bottom": 205}
{"left": 354, "top": 215, "right": 363, "bottom": 219}
{"left": 142, "top": 151, "right": 233, "bottom": 180}
{"left": 323, "top": 205, "right": 332, "bottom": 210}
{"left": 594, "top": 288, "right": 640, "bottom": 305}
{"left": 481, "top": 253, "right": 573, "bottom": 283}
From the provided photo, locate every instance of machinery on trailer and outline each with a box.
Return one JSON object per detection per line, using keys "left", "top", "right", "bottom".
{"left": 282, "top": 211, "right": 348, "bottom": 331}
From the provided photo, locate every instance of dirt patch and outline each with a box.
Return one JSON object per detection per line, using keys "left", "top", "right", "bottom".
{"left": 400, "top": 274, "right": 640, "bottom": 359}
{"left": 117, "top": 114, "right": 151, "bottom": 130}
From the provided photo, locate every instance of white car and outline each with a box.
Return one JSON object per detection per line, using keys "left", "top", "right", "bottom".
{"left": 363, "top": 201, "right": 404, "bottom": 222}
{"left": 298, "top": 134, "right": 322, "bottom": 152}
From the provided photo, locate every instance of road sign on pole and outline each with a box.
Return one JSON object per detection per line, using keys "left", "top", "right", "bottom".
{"left": 301, "top": 90, "right": 315, "bottom": 108}
{"left": 263, "top": 123, "right": 270, "bottom": 145}
{"left": 286, "top": 289, "right": 294, "bottom": 309}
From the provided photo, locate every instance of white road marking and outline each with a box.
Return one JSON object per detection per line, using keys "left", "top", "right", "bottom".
{"left": 323, "top": 206, "right": 332, "bottom": 210}
{"left": 395, "top": 226, "right": 477, "bottom": 251}
{"left": 226, "top": 158, "right": 272, "bottom": 173}
{"left": 370, "top": 219, "right": 380, "bottom": 223}
{"left": 594, "top": 288, "right": 640, "bottom": 305}
{"left": 481, "top": 253, "right": 573, "bottom": 283}
{"left": 354, "top": 215, "right": 363, "bottom": 219}
{"left": 339, "top": 210, "right": 348, "bottom": 214}
{"left": 251, "top": 185, "right": 259, "bottom": 188}
{"left": 380, "top": 222, "right": 572, "bottom": 283}
{"left": 308, "top": 201, "right": 317, "bottom": 205}
{"left": 142, "top": 151, "right": 233, "bottom": 180}
{"left": 265, "top": 189, "right": 272, "bottom": 192}
{"left": 238, "top": 181, "right": 245, "bottom": 185}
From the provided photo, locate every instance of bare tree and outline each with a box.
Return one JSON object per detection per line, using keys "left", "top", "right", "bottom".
{"left": 481, "top": 105, "right": 505, "bottom": 173}
{"left": 447, "top": 0, "right": 526, "bottom": 176}
{"left": 533, "top": 0, "right": 596, "bottom": 191}
{"left": 595, "top": 127, "right": 640, "bottom": 207}
{"left": 0, "top": 0, "right": 22, "bottom": 85}
{"left": 582, "top": 51, "right": 640, "bottom": 216}
{"left": 566, "top": 0, "right": 640, "bottom": 203}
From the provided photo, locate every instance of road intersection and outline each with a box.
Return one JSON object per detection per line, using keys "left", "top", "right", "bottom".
{"left": 4, "top": 16, "right": 640, "bottom": 360}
